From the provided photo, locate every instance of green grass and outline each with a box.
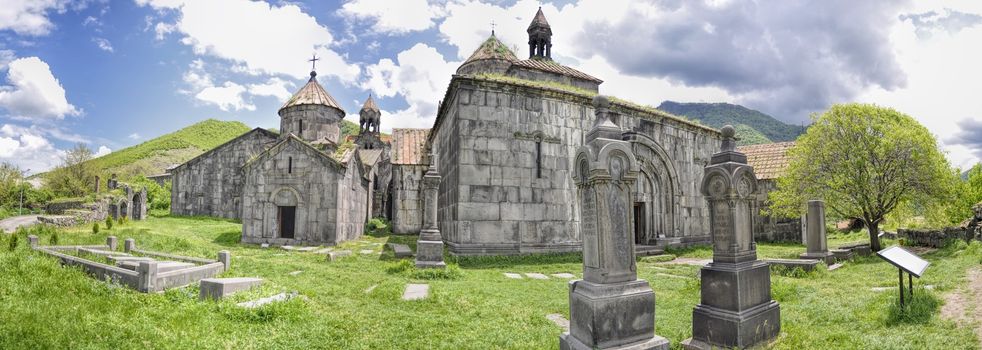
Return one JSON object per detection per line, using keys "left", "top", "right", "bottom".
{"left": 0, "top": 216, "right": 979, "bottom": 349}
{"left": 85, "top": 119, "right": 253, "bottom": 179}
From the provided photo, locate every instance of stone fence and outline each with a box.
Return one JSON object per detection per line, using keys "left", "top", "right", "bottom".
{"left": 897, "top": 227, "right": 971, "bottom": 248}
{"left": 30, "top": 236, "right": 228, "bottom": 293}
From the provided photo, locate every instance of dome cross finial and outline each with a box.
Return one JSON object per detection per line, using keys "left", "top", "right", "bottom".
{"left": 308, "top": 53, "right": 320, "bottom": 78}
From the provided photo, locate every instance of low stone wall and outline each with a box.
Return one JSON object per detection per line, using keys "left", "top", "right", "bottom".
{"left": 39, "top": 199, "right": 110, "bottom": 227}
{"left": 898, "top": 227, "right": 971, "bottom": 248}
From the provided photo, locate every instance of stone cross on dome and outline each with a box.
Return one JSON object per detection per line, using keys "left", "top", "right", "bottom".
{"left": 308, "top": 53, "right": 320, "bottom": 78}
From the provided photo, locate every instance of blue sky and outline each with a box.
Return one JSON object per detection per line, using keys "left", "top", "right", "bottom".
{"left": 1, "top": 0, "right": 982, "bottom": 173}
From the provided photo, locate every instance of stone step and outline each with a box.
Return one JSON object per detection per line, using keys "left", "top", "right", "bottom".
{"left": 386, "top": 243, "right": 414, "bottom": 258}
{"left": 635, "top": 245, "right": 665, "bottom": 257}
{"left": 199, "top": 277, "right": 262, "bottom": 300}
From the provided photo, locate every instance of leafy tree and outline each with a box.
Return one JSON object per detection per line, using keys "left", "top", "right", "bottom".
{"left": 131, "top": 175, "right": 171, "bottom": 210}
{"left": 46, "top": 144, "right": 99, "bottom": 198}
{"left": 769, "top": 104, "right": 956, "bottom": 251}
{"left": 945, "top": 164, "right": 982, "bottom": 223}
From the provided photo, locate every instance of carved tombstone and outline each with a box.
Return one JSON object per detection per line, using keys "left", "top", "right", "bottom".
{"left": 682, "top": 125, "right": 781, "bottom": 350}
{"left": 800, "top": 200, "right": 835, "bottom": 264}
{"left": 560, "top": 96, "right": 669, "bottom": 350}
{"left": 415, "top": 152, "right": 446, "bottom": 269}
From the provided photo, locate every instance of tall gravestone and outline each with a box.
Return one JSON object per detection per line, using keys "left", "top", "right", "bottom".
{"left": 560, "top": 96, "right": 669, "bottom": 350}
{"left": 800, "top": 200, "right": 834, "bottom": 264}
{"left": 415, "top": 152, "right": 446, "bottom": 269}
{"left": 682, "top": 125, "right": 780, "bottom": 349}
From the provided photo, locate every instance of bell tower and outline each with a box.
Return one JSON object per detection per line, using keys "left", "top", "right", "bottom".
{"left": 527, "top": 7, "right": 552, "bottom": 59}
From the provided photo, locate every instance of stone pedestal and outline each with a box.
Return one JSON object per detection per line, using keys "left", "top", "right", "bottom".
{"left": 415, "top": 153, "right": 446, "bottom": 269}
{"left": 682, "top": 125, "right": 780, "bottom": 350}
{"left": 560, "top": 96, "right": 669, "bottom": 350}
{"left": 799, "top": 200, "right": 835, "bottom": 264}
{"left": 106, "top": 236, "right": 118, "bottom": 251}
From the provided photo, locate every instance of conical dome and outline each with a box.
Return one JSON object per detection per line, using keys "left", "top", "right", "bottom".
{"left": 457, "top": 35, "right": 518, "bottom": 75}
{"left": 361, "top": 94, "right": 379, "bottom": 112}
{"left": 528, "top": 7, "right": 550, "bottom": 31}
{"left": 279, "top": 72, "right": 343, "bottom": 113}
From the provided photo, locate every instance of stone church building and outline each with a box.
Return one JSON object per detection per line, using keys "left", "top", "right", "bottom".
{"left": 170, "top": 69, "right": 389, "bottom": 246}
{"left": 170, "top": 8, "right": 724, "bottom": 254}
{"left": 426, "top": 8, "right": 721, "bottom": 255}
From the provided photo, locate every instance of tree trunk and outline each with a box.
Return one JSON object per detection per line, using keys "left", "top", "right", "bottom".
{"left": 867, "top": 221, "right": 881, "bottom": 251}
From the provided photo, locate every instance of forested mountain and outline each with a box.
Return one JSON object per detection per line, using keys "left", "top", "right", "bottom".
{"left": 657, "top": 101, "right": 806, "bottom": 144}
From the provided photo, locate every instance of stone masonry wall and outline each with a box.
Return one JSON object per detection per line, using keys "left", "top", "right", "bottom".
{"left": 241, "top": 141, "right": 344, "bottom": 245}
{"left": 391, "top": 164, "right": 427, "bottom": 234}
{"left": 171, "top": 129, "right": 276, "bottom": 219}
{"left": 433, "top": 78, "right": 719, "bottom": 255}
{"left": 335, "top": 154, "right": 368, "bottom": 243}
{"left": 279, "top": 104, "right": 342, "bottom": 145}
{"left": 751, "top": 179, "right": 802, "bottom": 242}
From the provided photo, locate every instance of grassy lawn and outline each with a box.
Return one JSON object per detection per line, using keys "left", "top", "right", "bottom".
{"left": 0, "top": 216, "right": 979, "bottom": 349}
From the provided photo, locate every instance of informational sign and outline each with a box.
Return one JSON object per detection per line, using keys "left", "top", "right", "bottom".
{"left": 876, "top": 246, "right": 930, "bottom": 278}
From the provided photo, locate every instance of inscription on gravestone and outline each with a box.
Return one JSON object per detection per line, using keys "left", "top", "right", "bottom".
{"left": 581, "top": 187, "right": 599, "bottom": 268}
{"left": 712, "top": 201, "right": 730, "bottom": 252}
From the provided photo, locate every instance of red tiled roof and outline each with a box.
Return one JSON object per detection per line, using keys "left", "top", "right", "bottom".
{"left": 512, "top": 59, "right": 602, "bottom": 83}
{"left": 391, "top": 128, "right": 429, "bottom": 165}
{"left": 737, "top": 141, "right": 795, "bottom": 180}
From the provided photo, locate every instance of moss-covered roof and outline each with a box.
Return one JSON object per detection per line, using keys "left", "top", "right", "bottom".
{"left": 461, "top": 35, "right": 518, "bottom": 66}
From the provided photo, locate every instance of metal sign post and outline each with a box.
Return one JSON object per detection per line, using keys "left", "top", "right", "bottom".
{"left": 876, "top": 246, "right": 930, "bottom": 308}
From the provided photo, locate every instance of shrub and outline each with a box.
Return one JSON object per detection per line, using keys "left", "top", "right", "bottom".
{"left": 8, "top": 234, "right": 18, "bottom": 251}
{"left": 105, "top": 217, "right": 113, "bottom": 230}
{"left": 92, "top": 223, "right": 100, "bottom": 234}
{"left": 364, "top": 217, "right": 391, "bottom": 236}
{"left": 49, "top": 232, "right": 59, "bottom": 245}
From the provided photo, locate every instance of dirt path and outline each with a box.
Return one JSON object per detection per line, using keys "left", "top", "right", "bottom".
{"left": 0, "top": 215, "right": 38, "bottom": 233}
{"left": 942, "top": 268, "right": 982, "bottom": 345}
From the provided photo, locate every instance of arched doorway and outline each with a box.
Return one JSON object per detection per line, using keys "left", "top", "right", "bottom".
{"left": 624, "top": 132, "right": 682, "bottom": 246}
{"left": 119, "top": 200, "right": 129, "bottom": 219}
{"left": 131, "top": 194, "right": 143, "bottom": 220}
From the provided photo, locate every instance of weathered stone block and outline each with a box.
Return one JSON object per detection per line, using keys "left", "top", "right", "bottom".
{"left": 199, "top": 277, "right": 262, "bottom": 300}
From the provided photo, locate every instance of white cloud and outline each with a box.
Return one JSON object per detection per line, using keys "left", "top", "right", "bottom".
{"left": 92, "top": 37, "right": 114, "bottom": 52}
{"left": 339, "top": 0, "right": 443, "bottom": 34}
{"left": 128, "top": 133, "right": 140, "bottom": 140}
{"left": 0, "top": 57, "right": 79, "bottom": 120}
{"left": 0, "top": 50, "right": 15, "bottom": 69}
{"left": 0, "top": 124, "right": 65, "bottom": 173}
{"left": 195, "top": 82, "right": 255, "bottom": 112}
{"left": 154, "top": 22, "right": 175, "bottom": 40}
{"left": 247, "top": 77, "right": 294, "bottom": 101}
{"left": 360, "top": 43, "right": 458, "bottom": 132}
{"left": 93, "top": 145, "right": 112, "bottom": 157}
{"left": 0, "top": 0, "right": 68, "bottom": 36}
{"left": 139, "top": 0, "right": 360, "bottom": 83}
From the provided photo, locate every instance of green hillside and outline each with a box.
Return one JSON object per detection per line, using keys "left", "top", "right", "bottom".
{"left": 656, "top": 101, "right": 806, "bottom": 144}
{"left": 88, "top": 119, "right": 253, "bottom": 179}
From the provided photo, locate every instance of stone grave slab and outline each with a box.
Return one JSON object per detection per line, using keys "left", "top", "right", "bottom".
{"left": 359, "top": 249, "right": 375, "bottom": 255}
{"left": 281, "top": 245, "right": 296, "bottom": 251}
{"left": 402, "top": 284, "right": 429, "bottom": 301}
{"left": 118, "top": 260, "right": 194, "bottom": 272}
{"left": 327, "top": 250, "right": 352, "bottom": 261}
{"left": 364, "top": 284, "right": 377, "bottom": 293}
{"left": 237, "top": 292, "right": 297, "bottom": 308}
{"left": 828, "top": 263, "right": 845, "bottom": 271}
{"left": 260, "top": 243, "right": 269, "bottom": 249}
{"left": 546, "top": 313, "right": 570, "bottom": 332}
{"left": 764, "top": 258, "right": 820, "bottom": 272}
{"left": 79, "top": 248, "right": 130, "bottom": 257}
{"left": 199, "top": 277, "right": 262, "bottom": 300}
{"left": 386, "top": 243, "right": 413, "bottom": 258}
{"left": 525, "top": 273, "right": 549, "bottom": 280}
{"left": 831, "top": 249, "right": 853, "bottom": 261}
{"left": 288, "top": 270, "right": 303, "bottom": 276}
{"left": 108, "top": 256, "right": 154, "bottom": 264}
{"left": 295, "top": 247, "right": 318, "bottom": 252}
{"left": 503, "top": 273, "right": 523, "bottom": 279}
{"left": 551, "top": 273, "right": 576, "bottom": 279}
